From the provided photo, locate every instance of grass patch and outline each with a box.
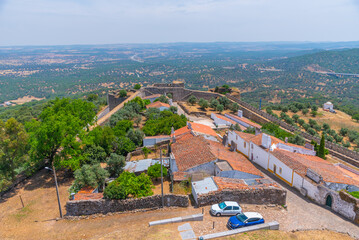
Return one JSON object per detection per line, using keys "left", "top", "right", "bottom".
{"left": 348, "top": 191, "right": 359, "bottom": 199}
{"left": 12, "top": 200, "right": 35, "bottom": 221}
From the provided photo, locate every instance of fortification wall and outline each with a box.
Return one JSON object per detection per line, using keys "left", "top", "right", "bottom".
{"left": 196, "top": 188, "right": 287, "bottom": 207}
{"left": 65, "top": 194, "right": 189, "bottom": 216}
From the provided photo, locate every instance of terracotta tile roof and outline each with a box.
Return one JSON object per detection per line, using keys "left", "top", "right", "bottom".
{"left": 213, "top": 177, "right": 279, "bottom": 191}
{"left": 189, "top": 122, "right": 218, "bottom": 137}
{"left": 73, "top": 193, "right": 104, "bottom": 201}
{"left": 171, "top": 134, "right": 217, "bottom": 171}
{"left": 233, "top": 131, "right": 256, "bottom": 143}
{"left": 146, "top": 101, "right": 170, "bottom": 109}
{"left": 173, "top": 171, "right": 189, "bottom": 181}
{"left": 207, "top": 140, "right": 263, "bottom": 177}
{"left": 172, "top": 126, "right": 191, "bottom": 137}
{"left": 226, "top": 113, "right": 262, "bottom": 129}
{"left": 272, "top": 149, "right": 359, "bottom": 186}
{"left": 144, "top": 135, "right": 170, "bottom": 139}
{"left": 77, "top": 186, "right": 96, "bottom": 194}
{"left": 251, "top": 133, "right": 284, "bottom": 146}
{"left": 143, "top": 94, "right": 162, "bottom": 99}
{"left": 213, "top": 113, "right": 246, "bottom": 128}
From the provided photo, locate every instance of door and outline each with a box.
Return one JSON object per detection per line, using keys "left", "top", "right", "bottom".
{"left": 251, "top": 153, "right": 253, "bottom": 161}
{"left": 223, "top": 206, "right": 233, "bottom": 215}
{"left": 326, "top": 195, "right": 333, "bottom": 208}
{"left": 273, "top": 164, "right": 277, "bottom": 174}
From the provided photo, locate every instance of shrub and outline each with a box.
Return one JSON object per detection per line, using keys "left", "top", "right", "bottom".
{"left": 69, "top": 164, "right": 109, "bottom": 193}
{"left": 307, "top": 128, "right": 316, "bottom": 136}
{"left": 311, "top": 105, "right": 318, "bottom": 111}
{"left": 322, "top": 123, "right": 330, "bottom": 131}
{"left": 126, "top": 128, "right": 144, "bottom": 146}
{"left": 218, "top": 96, "right": 231, "bottom": 109}
{"left": 348, "top": 131, "right": 359, "bottom": 142}
{"left": 311, "top": 110, "right": 318, "bottom": 117}
{"left": 82, "top": 144, "right": 107, "bottom": 165}
{"left": 87, "top": 93, "right": 98, "bottom": 101}
{"left": 210, "top": 98, "right": 219, "bottom": 109}
{"left": 106, "top": 153, "right": 125, "bottom": 178}
{"left": 343, "top": 141, "right": 351, "bottom": 148}
{"left": 154, "top": 95, "right": 169, "bottom": 104}
{"left": 104, "top": 172, "right": 154, "bottom": 199}
{"left": 119, "top": 90, "right": 127, "bottom": 98}
{"left": 340, "top": 128, "right": 349, "bottom": 136}
{"left": 187, "top": 95, "right": 197, "bottom": 105}
{"left": 297, "top": 119, "right": 305, "bottom": 126}
{"left": 147, "top": 163, "right": 168, "bottom": 180}
{"left": 198, "top": 98, "right": 209, "bottom": 109}
{"left": 169, "top": 106, "right": 177, "bottom": 113}
{"left": 292, "top": 114, "right": 299, "bottom": 122}
{"left": 134, "top": 84, "right": 141, "bottom": 90}
{"left": 216, "top": 104, "right": 224, "bottom": 112}
{"left": 302, "top": 108, "right": 309, "bottom": 115}
{"left": 230, "top": 103, "right": 240, "bottom": 113}
{"left": 282, "top": 107, "right": 288, "bottom": 113}
{"left": 142, "top": 147, "right": 151, "bottom": 158}
{"left": 288, "top": 135, "right": 305, "bottom": 146}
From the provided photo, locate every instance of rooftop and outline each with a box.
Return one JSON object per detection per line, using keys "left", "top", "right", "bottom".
{"left": 146, "top": 101, "right": 170, "bottom": 109}
{"left": 207, "top": 140, "right": 263, "bottom": 177}
{"left": 272, "top": 149, "right": 359, "bottom": 186}
{"left": 143, "top": 94, "right": 162, "bottom": 99}
{"left": 233, "top": 131, "right": 257, "bottom": 143}
{"left": 188, "top": 122, "right": 218, "bottom": 137}
{"left": 171, "top": 133, "right": 217, "bottom": 171}
{"left": 213, "top": 114, "right": 247, "bottom": 131}
{"left": 226, "top": 113, "right": 262, "bottom": 129}
{"left": 251, "top": 133, "right": 284, "bottom": 146}
{"left": 191, "top": 177, "right": 218, "bottom": 196}
{"left": 144, "top": 135, "right": 170, "bottom": 139}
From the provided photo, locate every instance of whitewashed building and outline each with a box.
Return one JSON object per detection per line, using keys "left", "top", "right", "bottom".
{"left": 323, "top": 102, "right": 334, "bottom": 111}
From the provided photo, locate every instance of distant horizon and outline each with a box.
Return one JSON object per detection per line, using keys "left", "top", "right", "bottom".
{"left": 1, "top": 0, "right": 359, "bottom": 46}
{"left": 1, "top": 40, "right": 359, "bottom": 48}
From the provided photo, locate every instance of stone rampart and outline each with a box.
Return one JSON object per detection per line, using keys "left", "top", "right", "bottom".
{"left": 196, "top": 188, "right": 287, "bottom": 207}
{"left": 65, "top": 194, "right": 189, "bottom": 216}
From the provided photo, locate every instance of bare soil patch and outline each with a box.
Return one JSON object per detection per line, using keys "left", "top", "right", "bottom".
{"left": 10, "top": 95, "right": 45, "bottom": 105}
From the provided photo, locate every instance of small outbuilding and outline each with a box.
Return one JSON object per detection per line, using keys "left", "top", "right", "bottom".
{"left": 323, "top": 102, "right": 334, "bottom": 112}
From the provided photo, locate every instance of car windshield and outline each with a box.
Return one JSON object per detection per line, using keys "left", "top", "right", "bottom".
{"left": 236, "top": 213, "right": 248, "bottom": 222}
{"left": 218, "top": 202, "right": 226, "bottom": 209}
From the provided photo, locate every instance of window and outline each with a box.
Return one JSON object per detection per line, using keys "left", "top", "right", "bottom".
{"left": 224, "top": 206, "right": 233, "bottom": 210}
{"left": 251, "top": 144, "right": 253, "bottom": 149}
{"left": 233, "top": 206, "right": 239, "bottom": 210}
{"left": 279, "top": 167, "right": 282, "bottom": 174}
{"left": 236, "top": 135, "right": 238, "bottom": 140}
{"left": 244, "top": 142, "right": 246, "bottom": 148}
{"left": 247, "top": 218, "right": 260, "bottom": 223}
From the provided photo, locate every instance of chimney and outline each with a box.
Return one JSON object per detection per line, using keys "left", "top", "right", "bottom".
{"left": 237, "top": 110, "right": 243, "bottom": 118}
{"left": 285, "top": 137, "right": 288, "bottom": 143}
{"left": 187, "top": 122, "right": 192, "bottom": 130}
{"left": 261, "top": 133, "right": 272, "bottom": 149}
{"left": 255, "top": 128, "right": 261, "bottom": 136}
{"left": 171, "top": 127, "right": 176, "bottom": 143}
{"left": 169, "top": 99, "right": 173, "bottom": 106}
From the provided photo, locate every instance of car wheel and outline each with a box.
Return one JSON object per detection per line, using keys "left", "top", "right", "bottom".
{"left": 216, "top": 213, "right": 221, "bottom": 217}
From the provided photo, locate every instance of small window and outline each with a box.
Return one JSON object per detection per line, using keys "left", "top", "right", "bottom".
{"left": 251, "top": 144, "right": 253, "bottom": 149}
{"left": 244, "top": 142, "right": 246, "bottom": 148}
{"left": 233, "top": 206, "right": 239, "bottom": 210}
{"left": 279, "top": 167, "right": 282, "bottom": 174}
{"left": 224, "top": 206, "right": 233, "bottom": 210}
{"left": 247, "top": 218, "right": 260, "bottom": 222}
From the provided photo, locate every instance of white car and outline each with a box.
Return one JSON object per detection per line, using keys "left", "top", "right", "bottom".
{"left": 210, "top": 201, "right": 242, "bottom": 216}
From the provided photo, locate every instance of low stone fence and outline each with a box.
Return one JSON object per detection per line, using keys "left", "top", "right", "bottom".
{"left": 196, "top": 188, "right": 287, "bottom": 207}
{"left": 65, "top": 194, "right": 189, "bottom": 216}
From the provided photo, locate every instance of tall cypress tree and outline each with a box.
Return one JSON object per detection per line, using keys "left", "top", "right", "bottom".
{"left": 318, "top": 134, "right": 326, "bottom": 159}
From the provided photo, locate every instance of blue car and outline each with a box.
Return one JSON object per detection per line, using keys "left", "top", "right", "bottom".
{"left": 227, "top": 212, "right": 264, "bottom": 229}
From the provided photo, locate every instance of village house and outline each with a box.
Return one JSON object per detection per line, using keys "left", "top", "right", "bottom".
{"left": 211, "top": 113, "right": 247, "bottom": 131}
{"left": 143, "top": 135, "right": 171, "bottom": 147}
{"left": 145, "top": 101, "right": 170, "bottom": 111}
{"left": 227, "top": 130, "right": 359, "bottom": 221}
{"left": 224, "top": 110, "right": 262, "bottom": 130}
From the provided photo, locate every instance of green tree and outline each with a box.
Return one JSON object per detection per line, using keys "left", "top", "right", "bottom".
{"left": 216, "top": 104, "right": 224, "bottom": 112}
{"left": 87, "top": 93, "right": 98, "bottom": 102}
{"left": 82, "top": 144, "right": 107, "bottom": 165}
{"left": 85, "top": 126, "right": 116, "bottom": 154}
{"left": 322, "top": 123, "right": 330, "bottom": 131}
{"left": 297, "top": 119, "right": 305, "bottom": 126}
{"left": 352, "top": 114, "right": 359, "bottom": 122}
{"left": 288, "top": 134, "right": 305, "bottom": 146}
{"left": 340, "top": 128, "right": 349, "bottom": 136}
{"left": 302, "top": 108, "right": 309, "bottom": 115}
{"left": 113, "top": 120, "right": 133, "bottom": 137}
{"left": 318, "top": 135, "right": 326, "bottom": 159}
{"left": 26, "top": 98, "right": 96, "bottom": 171}
{"left": 106, "top": 153, "right": 125, "bottom": 178}
{"left": 126, "top": 129, "right": 144, "bottom": 146}
{"left": 198, "top": 98, "right": 209, "bottom": 109}
{"left": 119, "top": 90, "right": 127, "bottom": 98}
{"left": 311, "top": 105, "right": 318, "bottom": 111}
{"left": 187, "top": 95, "right": 197, "bottom": 105}
{"left": 230, "top": 103, "right": 240, "bottom": 113}
{"left": 169, "top": 106, "right": 177, "bottom": 114}
{"left": 218, "top": 96, "right": 231, "bottom": 109}
{"left": 154, "top": 95, "right": 169, "bottom": 104}
{"left": 142, "top": 147, "right": 151, "bottom": 158}
{"left": 292, "top": 114, "right": 300, "bottom": 123}
{"left": 311, "top": 110, "right": 318, "bottom": 117}
{"left": 210, "top": 98, "right": 219, "bottom": 109}
{"left": 134, "top": 84, "right": 141, "bottom": 90}
{"left": 0, "top": 118, "right": 29, "bottom": 179}
{"left": 115, "top": 137, "right": 136, "bottom": 155}
{"left": 234, "top": 123, "right": 242, "bottom": 131}
{"left": 147, "top": 163, "right": 167, "bottom": 180}
{"left": 69, "top": 164, "right": 109, "bottom": 193}
{"left": 134, "top": 114, "right": 142, "bottom": 127}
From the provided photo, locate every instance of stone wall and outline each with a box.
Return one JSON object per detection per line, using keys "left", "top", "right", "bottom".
{"left": 107, "top": 94, "right": 126, "bottom": 111}
{"left": 196, "top": 188, "right": 287, "bottom": 207}
{"left": 65, "top": 194, "right": 189, "bottom": 216}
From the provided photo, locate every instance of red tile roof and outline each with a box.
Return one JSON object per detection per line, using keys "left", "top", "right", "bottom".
{"left": 146, "top": 101, "right": 170, "bottom": 109}
{"left": 213, "top": 114, "right": 248, "bottom": 130}
{"left": 143, "top": 94, "right": 162, "bottom": 99}
{"left": 188, "top": 122, "right": 218, "bottom": 137}
{"left": 226, "top": 113, "right": 262, "bottom": 129}
{"left": 233, "top": 131, "right": 257, "bottom": 143}
{"left": 213, "top": 177, "right": 279, "bottom": 191}
{"left": 272, "top": 149, "right": 359, "bottom": 186}
{"left": 251, "top": 133, "right": 284, "bottom": 146}
{"left": 207, "top": 140, "right": 263, "bottom": 177}
{"left": 144, "top": 135, "right": 170, "bottom": 139}
{"left": 173, "top": 171, "right": 189, "bottom": 181}
{"left": 171, "top": 134, "right": 217, "bottom": 171}
{"left": 172, "top": 126, "right": 192, "bottom": 137}
{"left": 74, "top": 193, "right": 104, "bottom": 201}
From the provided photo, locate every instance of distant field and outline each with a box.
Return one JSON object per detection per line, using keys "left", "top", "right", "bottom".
{"left": 9, "top": 95, "right": 45, "bottom": 105}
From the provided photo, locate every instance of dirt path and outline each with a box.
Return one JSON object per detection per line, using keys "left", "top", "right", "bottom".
{"left": 0, "top": 169, "right": 358, "bottom": 240}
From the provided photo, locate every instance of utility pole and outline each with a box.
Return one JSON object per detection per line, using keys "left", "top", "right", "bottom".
{"left": 46, "top": 165, "right": 63, "bottom": 218}
{"left": 160, "top": 147, "right": 164, "bottom": 208}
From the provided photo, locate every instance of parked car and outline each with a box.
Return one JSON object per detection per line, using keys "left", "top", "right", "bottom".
{"left": 210, "top": 201, "right": 242, "bottom": 216}
{"left": 227, "top": 212, "right": 264, "bottom": 229}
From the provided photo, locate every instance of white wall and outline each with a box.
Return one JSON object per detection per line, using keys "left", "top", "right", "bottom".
{"left": 187, "top": 161, "right": 216, "bottom": 176}
{"left": 268, "top": 154, "right": 293, "bottom": 185}
{"left": 250, "top": 143, "right": 269, "bottom": 169}
{"left": 227, "top": 131, "right": 250, "bottom": 157}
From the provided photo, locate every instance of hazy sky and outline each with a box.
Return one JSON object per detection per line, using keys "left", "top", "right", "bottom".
{"left": 0, "top": 0, "right": 359, "bottom": 46}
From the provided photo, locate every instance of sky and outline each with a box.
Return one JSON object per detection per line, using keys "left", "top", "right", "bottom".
{"left": 0, "top": 0, "right": 359, "bottom": 46}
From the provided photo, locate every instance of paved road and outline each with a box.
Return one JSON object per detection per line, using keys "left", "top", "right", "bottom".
{"left": 262, "top": 169, "right": 359, "bottom": 238}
